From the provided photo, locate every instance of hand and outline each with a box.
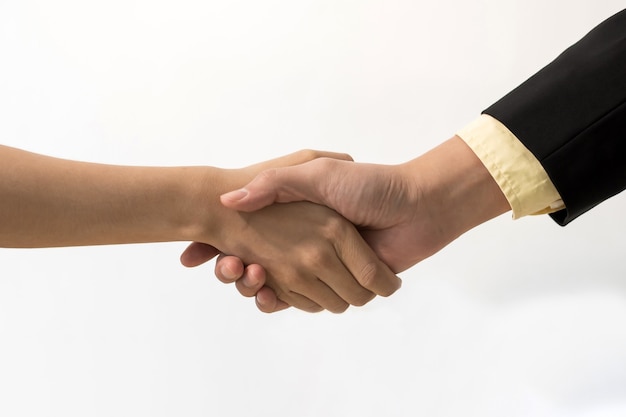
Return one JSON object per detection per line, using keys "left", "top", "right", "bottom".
{"left": 181, "top": 150, "right": 402, "bottom": 313}
{"left": 180, "top": 150, "right": 354, "bottom": 272}
{"left": 180, "top": 149, "right": 353, "bottom": 268}
{"left": 218, "top": 158, "right": 424, "bottom": 272}
{"left": 196, "top": 137, "right": 510, "bottom": 312}
{"left": 202, "top": 157, "right": 418, "bottom": 313}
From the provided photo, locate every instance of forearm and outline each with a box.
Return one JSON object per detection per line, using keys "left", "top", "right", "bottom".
{"left": 0, "top": 145, "right": 223, "bottom": 248}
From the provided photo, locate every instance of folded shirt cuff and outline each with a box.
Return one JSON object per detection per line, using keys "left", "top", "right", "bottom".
{"left": 457, "top": 114, "right": 564, "bottom": 219}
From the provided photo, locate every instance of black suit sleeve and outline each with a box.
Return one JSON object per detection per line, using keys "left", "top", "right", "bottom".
{"left": 483, "top": 9, "right": 626, "bottom": 225}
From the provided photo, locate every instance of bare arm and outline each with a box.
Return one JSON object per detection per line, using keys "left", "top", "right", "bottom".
{"left": 0, "top": 144, "right": 210, "bottom": 247}
{"left": 1, "top": 145, "right": 400, "bottom": 312}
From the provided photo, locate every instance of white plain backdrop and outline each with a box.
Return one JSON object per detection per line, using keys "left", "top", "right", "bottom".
{"left": 1, "top": 1, "right": 625, "bottom": 416}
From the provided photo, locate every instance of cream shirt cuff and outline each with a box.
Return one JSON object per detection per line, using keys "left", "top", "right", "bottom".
{"left": 457, "top": 114, "right": 565, "bottom": 219}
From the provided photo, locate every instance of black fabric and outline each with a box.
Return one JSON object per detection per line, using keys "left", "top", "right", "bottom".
{"left": 483, "top": 9, "right": 626, "bottom": 225}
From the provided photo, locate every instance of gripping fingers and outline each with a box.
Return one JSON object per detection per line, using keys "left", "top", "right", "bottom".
{"left": 269, "top": 271, "right": 350, "bottom": 314}
{"left": 274, "top": 288, "right": 325, "bottom": 313}
{"left": 234, "top": 264, "right": 267, "bottom": 297}
{"left": 255, "top": 287, "right": 290, "bottom": 313}
{"left": 248, "top": 149, "right": 353, "bottom": 173}
{"left": 335, "top": 224, "right": 402, "bottom": 298}
{"left": 306, "top": 248, "right": 376, "bottom": 307}
{"left": 214, "top": 254, "right": 245, "bottom": 283}
{"left": 180, "top": 242, "right": 221, "bottom": 268}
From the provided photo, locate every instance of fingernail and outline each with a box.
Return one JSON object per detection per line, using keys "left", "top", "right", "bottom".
{"left": 220, "top": 265, "right": 238, "bottom": 281}
{"left": 221, "top": 189, "right": 248, "bottom": 202}
{"left": 242, "top": 275, "right": 259, "bottom": 288}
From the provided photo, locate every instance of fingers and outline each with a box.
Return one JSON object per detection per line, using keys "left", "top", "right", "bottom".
{"left": 218, "top": 261, "right": 354, "bottom": 314}
{"left": 214, "top": 254, "right": 245, "bottom": 283}
{"left": 279, "top": 150, "right": 353, "bottom": 167}
{"left": 271, "top": 273, "right": 350, "bottom": 314}
{"left": 332, "top": 220, "right": 402, "bottom": 298}
{"left": 213, "top": 254, "right": 291, "bottom": 313}
{"left": 228, "top": 151, "right": 352, "bottom": 212}
{"left": 184, "top": 244, "right": 285, "bottom": 312}
{"left": 217, "top": 263, "right": 330, "bottom": 313}
{"left": 256, "top": 287, "right": 290, "bottom": 313}
{"left": 248, "top": 211, "right": 385, "bottom": 313}
{"left": 215, "top": 256, "right": 267, "bottom": 296}
{"left": 221, "top": 161, "right": 326, "bottom": 212}
{"left": 297, "top": 242, "right": 376, "bottom": 308}
{"left": 216, "top": 250, "right": 353, "bottom": 313}
{"left": 246, "top": 149, "right": 353, "bottom": 173}
{"left": 180, "top": 242, "right": 220, "bottom": 267}
{"left": 234, "top": 264, "right": 266, "bottom": 297}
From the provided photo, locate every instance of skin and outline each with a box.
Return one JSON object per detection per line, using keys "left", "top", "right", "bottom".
{"left": 0, "top": 145, "right": 401, "bottom": 313}
{"left": 181, "top": 135, "right": 512, "bottom": 312}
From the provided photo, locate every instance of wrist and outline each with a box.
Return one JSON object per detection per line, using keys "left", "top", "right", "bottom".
{"left": 179, "top": 166, "right": 256, "bottom": 247}
{"left": 178, "top": 166, "right": 230, "bottom": 244}
{"left": 407, "top": 136, "right": 510, "bottom": 240}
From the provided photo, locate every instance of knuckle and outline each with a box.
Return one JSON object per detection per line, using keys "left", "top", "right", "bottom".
{"left": 255, "top": 168, "right": 278, "bottom": 185}
{"left": 321, "top": 213, "right": 348, "bottom": 240}
{"left": 358, "top": 261, "right": 380, "bottom": 291}
{"left": 313, "top": 157, "right": 338, "bottom": 173}
{"left": 301, "top": 246, "right": 332, "bottom": 270}
{"left": 357, "top": 263, "right": 400, "bottom": 297}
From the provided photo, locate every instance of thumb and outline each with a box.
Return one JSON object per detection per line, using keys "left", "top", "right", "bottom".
{"left": 180, "top": 242, "right": 221, "bottom": 267}
{"left": 220, "top": 164, "right": 325, "bottom": 212}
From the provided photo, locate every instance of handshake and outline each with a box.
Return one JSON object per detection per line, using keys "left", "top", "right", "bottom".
{"left": 4, "top": 10, "right": 622, "bottom": 313}
{"left": 180, "top": 136, "right": 511, "bottom": 313}
{"left": 0, "top": 137, "right": 510, "bottom": 314}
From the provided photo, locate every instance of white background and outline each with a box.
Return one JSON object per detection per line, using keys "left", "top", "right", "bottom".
{"left": 1, "top": 1, "right": 625, "bottom": 416}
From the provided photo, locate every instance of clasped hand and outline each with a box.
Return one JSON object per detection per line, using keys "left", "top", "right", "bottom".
{"left": 184, "top": 150, "right": 402, "bottom": 313}
{"left": 182, "top": 137, "right": 511, "bottom": 313}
